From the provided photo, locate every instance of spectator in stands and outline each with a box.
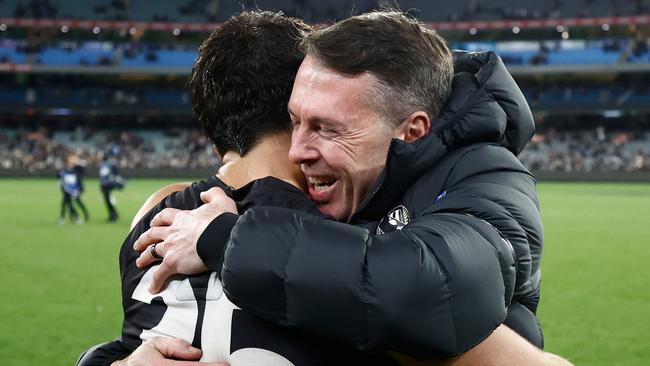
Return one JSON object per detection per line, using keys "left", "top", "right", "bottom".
{"left": 632, "top": 32, "right": 648, "bottom": 57}
{"left": 14, "top": 1, "right": 26, "bottom": 18}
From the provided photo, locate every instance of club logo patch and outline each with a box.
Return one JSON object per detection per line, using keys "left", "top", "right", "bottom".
{"left": 377, "top": 205, "right": 410, "bottom": 234}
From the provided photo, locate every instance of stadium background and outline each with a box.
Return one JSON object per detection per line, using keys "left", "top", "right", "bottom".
{"left": 0, "top": 1, "right": 649, "bottom": 365}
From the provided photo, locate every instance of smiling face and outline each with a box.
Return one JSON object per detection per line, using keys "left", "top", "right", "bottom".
{"left": 287, "top": 56, "right": 397, "bottom": 221}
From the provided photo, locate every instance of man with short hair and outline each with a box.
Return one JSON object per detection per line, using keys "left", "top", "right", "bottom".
{"left": 133, "top": 9, "right": 548, "bottom": 361}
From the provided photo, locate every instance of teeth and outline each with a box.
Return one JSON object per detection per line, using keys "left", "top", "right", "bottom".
{"left": 308, "top": 176, "right": 334, "bottom": 185}
{"left": 308, "top": 176, "right": 336, "bottom": 191}
{"left": 314, "top": 185, "right": 329, "bottom": 192}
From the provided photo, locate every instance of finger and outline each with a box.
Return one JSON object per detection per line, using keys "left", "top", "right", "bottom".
{"left": 149, "top": 259, "right": 175, "bottom": 294}
{"left": 151, "top": 207, "right": 182, "bottom": 227}
{"left": 133, "top": 226, "right": 169, "bottom": 252}
{"left": 148, "top": 337, "right": 202, "bottom": 360}
{"left": 136, "top": 242, "right": 166, "bottom": 268}
{"left": 200, "top": 187, "right": 227, "bottom": 204}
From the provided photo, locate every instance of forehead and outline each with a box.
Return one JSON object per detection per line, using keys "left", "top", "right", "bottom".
{"left": 288, "top": 56, "right": 379, "bottom": 122}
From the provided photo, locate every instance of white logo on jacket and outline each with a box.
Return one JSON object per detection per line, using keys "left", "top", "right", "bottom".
{"left": 377, "top": 205, "right": 410, "bottom": 234}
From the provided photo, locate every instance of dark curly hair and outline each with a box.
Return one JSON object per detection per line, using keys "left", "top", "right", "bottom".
{"left": 189, "top": 11, "right": 312, "bottom": 156}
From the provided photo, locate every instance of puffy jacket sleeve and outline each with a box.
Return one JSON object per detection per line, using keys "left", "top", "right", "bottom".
{"left": 219, "top": 202, "right": 517, "bottom": 356}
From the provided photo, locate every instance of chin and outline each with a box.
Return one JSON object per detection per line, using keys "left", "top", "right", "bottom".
{"left": 316, "top": 203, "right": 346, "bottom": 221}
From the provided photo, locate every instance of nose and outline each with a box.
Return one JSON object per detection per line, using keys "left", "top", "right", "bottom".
{"left": 289, "top": 126, "right": 319, "bottom": 165}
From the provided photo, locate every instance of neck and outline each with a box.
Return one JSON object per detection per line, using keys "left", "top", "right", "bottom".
{"left": 216, "top": 133, "right": 305, "bottom": 191}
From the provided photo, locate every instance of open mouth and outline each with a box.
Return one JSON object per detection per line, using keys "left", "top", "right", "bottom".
{"left": 308, "top": 176, "right": 336, "bottom": 191}
{"left": 307, "top": 176, "right": 338, "bottom": 200}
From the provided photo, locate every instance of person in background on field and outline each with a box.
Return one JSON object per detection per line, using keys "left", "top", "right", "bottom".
{"left": 58, "top": 153, "right": 89, "bottom": 224}
{"left": 99, "top": 148, "right": 126, "bottom": 222}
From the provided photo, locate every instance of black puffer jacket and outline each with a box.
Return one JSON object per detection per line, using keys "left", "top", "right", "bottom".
{"left": 198, "top": 51, "right": 543, "bottom": 357}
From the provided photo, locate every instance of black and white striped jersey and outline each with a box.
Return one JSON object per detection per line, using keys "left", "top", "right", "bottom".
{"left": 118, "top": 175, "right": 397, "bottom": 366}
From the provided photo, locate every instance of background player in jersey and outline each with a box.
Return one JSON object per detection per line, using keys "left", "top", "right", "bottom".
{"left": 57, "top": 153, "right": 89, "bottom": 224}
{"left": 99, "top": 149, "right": 126, "bottom": 222}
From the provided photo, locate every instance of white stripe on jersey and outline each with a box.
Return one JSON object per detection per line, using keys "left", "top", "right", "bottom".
{"left": 132, "top": 266, "right": 295, "bottom": 365}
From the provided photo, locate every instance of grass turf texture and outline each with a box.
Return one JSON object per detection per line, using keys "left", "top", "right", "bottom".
{"left": 0, "top": 178, "right": 648, "bottom": 366}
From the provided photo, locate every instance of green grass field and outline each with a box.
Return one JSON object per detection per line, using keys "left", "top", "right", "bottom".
{"left": 0, "top": 178, "right": 648, "bottom": 366}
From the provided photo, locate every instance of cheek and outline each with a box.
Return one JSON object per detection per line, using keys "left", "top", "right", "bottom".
{"left": 320, "top": 143, "right": 349, "bottom": 170}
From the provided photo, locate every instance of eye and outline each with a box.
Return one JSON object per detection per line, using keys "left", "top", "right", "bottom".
{"left": 318, "top": 123, "right": 337, "bottom": 137}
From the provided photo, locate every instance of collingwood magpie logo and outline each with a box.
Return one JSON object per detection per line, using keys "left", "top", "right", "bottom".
{"left": 377, "top": 205, "right": 410, "bottom": 234}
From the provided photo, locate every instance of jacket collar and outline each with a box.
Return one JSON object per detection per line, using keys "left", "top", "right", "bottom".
{"left": 351, "top": 51, "right": 535, "bottom": 221}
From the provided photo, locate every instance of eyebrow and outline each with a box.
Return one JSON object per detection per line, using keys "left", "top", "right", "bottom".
{"left": 288, "top": 106, "right": 336, "bottom": 125}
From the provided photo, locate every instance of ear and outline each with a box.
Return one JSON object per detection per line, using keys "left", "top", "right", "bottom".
{"left": 394, "top": 111, "right": 431, "bottom": 143}
{"left": 212, "top": 145, "right": 223, "bottom": 160}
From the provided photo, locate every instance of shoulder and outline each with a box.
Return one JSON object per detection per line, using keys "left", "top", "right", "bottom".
{"left": 235, "top": 177, "right": 322, "bottom": 216}
{"left": 402, "top": 143, "right": 537, "bottom": 217}
{"left": 130, "top": 182, "right": 192, "bottom": 229}
{"left": 430, "top": 143, "right": 533, "bottom": 191}
{"left": 130, "top": 176, "right": 230, "bottom": 229}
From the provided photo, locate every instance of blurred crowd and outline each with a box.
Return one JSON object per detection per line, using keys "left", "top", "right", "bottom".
{"left": 8, "top": 0, "right": 379, "bottom": 23}
{"left": 0, "top": 126, "right": 219, "bottom": 172}
{"left": 444, "top": 0, "right": 650, "bottom": 21}
{"left": 1, "top": 126, "right": 648, "bottom": 174}
{"left": 519, "top": 127, "right": 650, "bottom": 172}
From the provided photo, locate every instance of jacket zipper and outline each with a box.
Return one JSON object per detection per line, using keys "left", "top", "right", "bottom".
{"left": 350, "top": 139, "right": 396, "bottom": 222}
